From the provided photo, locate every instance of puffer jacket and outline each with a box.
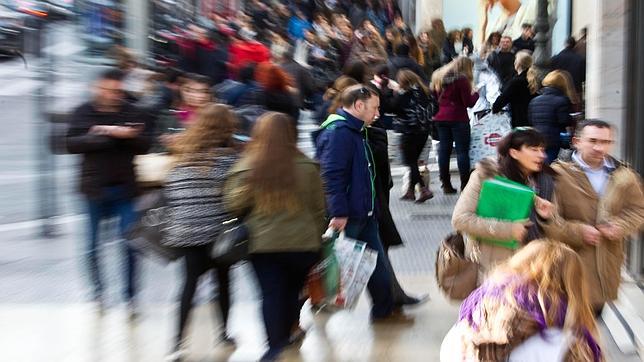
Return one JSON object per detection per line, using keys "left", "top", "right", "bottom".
{"left": 452, "top": 159, "right": 556, "bottom": 277}
{"left": 433, "top": 74, "right": 479, "bottom": 122}
{"left": 543, "top": 153, "right": 644, "bottom": 308}
{"left": 528, "top": 87, "right": 572, "bottom": 149}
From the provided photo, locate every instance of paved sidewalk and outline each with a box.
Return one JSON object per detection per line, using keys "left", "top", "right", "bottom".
{"left": 0, "top": 171, "right": 640, "bottom": 361}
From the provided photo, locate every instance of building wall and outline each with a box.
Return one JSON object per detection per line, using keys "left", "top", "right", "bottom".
{"left": 583, "top": 0, "right": 629, "bottom": 158}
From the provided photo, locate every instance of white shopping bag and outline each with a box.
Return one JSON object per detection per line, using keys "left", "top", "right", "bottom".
{"left": 469, "top": 111, "right": 512, "bottom": 166}
{"left": 331, "top": 233, "right": 378, "bottom": 309}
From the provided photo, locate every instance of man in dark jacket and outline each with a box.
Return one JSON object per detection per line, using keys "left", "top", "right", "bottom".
{"left": 487, "top": 36, "right": 516, "bottom": 86}
{"left": 550, "top": 37, "right": 586, "bottom": 94}
{"left": 513, "top": 23, "right": 535, "bottom": 53}
{"left": 66, "top": 69, "right": 152, "bottom": 314}
{"left": 314, "top": 85, "right": 408, "bottom": 322}
{"left": 388, "top": 43, "right": 428, "bottom": 82}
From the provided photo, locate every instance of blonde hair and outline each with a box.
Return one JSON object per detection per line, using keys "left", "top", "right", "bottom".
{"left": 491, "top": 240, "right": 603, "bottom": 362}
{"left": 433, "top": 56, "right": 474, "bottom": 92}
{"left": 514, "top": 50, "right": 533, "bottom": 73}
{"left": 174, "top": 103, "right": 237, "bottom": 161}
{"left": 543, "top": 70, "right": 580, "bottom": 105}
{"left": 527, "top": 66, "right": 540, "bottom": 94}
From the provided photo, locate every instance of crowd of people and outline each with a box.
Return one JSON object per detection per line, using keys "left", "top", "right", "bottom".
{"left": 63, "top": 1, "right": 642, "bottom": 361}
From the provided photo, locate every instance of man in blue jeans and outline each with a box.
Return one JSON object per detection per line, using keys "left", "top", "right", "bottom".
{"left": 66, "top": 69, "right": 151, "bottom": 314}
{"left": 314, "top": 84, "right": 412, "bottom": 322}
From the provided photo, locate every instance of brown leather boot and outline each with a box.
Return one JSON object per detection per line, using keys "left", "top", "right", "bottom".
{"left": 415, "top": 187, "right": 434, "bottom": 203}
{"left": 400, "top": 186, "right": 415, "bottom": 201}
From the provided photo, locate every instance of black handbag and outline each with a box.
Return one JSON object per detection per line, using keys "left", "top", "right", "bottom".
{"left": 126, "top": 190, "right": 182, "bottom": 263}
{"left": 211, "top": 218, "right": 250, "bottom": 267}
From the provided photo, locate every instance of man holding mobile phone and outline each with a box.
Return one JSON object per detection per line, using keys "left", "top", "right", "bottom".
{"left": 66, "top": 69, "right": 151, "bottom": 316}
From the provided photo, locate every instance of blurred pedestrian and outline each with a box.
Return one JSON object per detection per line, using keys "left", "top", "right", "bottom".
{"left": 492, "top": 51, "right": 537, "bottom": 127}
{"left": 441, "top": 240, "right": 603, "bottom": 362}
{"left": 314, "top": 85, "right": 409, "bottom": 323}
{"left": 452, "top": 128, "right": 557, "bottom": 278}
{"left": 254, "top": 62, "right": 300, "bottom": 123}
{"left": 487, "top": 35, "right": 516, "bottom": 86}
{"left": 545, "top": 120, "right": 644, "bottom": 317}
{"left": 164, "top": 104, "right": 239, "bottom": 361}
{"left": 513, "top": 23, "right": 535, "bottom": 53}
{"left": 66, "top": 69, "right": 152, "bottom": 314}
{"left": 313, "top": 75, "right": 359, "bottom": 124}
{"left": 550, "top": 37, "right": 586, "bottom": 96}
{"left": 391, "top": 69, "right": 435, "bottom": 203}
{"left": 461, "top": 27, "right": 474, "bottom": 55}
{"left": 433, "top": 56, "right": 478, "bottom": 193}
{"left": 224, "top": 113, "right": 326, "bottom": 361}
{"left": 528, "top": 70, "right": 578, "bottom": 163}
{"left": 388, "top": 43, "right": 428, "bottom": 82}
{"left": 417, "top": 30, "right": 441, "bottom": 80}
{"left": 442, "top": 30, "right": 463, "bottom": 64}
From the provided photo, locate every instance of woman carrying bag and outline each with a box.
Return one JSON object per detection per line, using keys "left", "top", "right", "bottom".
{"left": 224, "top": 112, "right": 326, "bottom": 362}
{"left": 163, "top": 104, "right": 239, "bottom": 361}
{"left": 451, "top": 128, "right": 558, "bottom": 280}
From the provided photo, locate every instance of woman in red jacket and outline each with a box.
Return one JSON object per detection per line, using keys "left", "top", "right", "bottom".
{"left": 432, "top": 56, "right": 479, "bottom": 193}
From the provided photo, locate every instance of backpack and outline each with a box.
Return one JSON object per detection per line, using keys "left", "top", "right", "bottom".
{"left": 393, "top": 89, "right": 438, "bottom": 133}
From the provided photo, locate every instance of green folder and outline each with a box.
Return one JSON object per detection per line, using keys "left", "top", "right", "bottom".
{"left": 475, "top": 176, "right": 535, "bottom": 249}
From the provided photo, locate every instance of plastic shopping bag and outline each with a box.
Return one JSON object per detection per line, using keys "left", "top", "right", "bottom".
{"left": 469, "top": 111, "right": 512, "bottom": 166}
{"left": 306, "top": 230, "right": 377, "bottom": 309}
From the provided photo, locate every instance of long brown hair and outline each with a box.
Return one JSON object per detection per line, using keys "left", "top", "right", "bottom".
{"left": 244, "top": 112, "right": 302, "bottom": 214}
{"left": 491, "top": 240, "right": 603, "bottom": 362}
{"left": 397, "top": 69, "right": 430, "bottom": 95}
{"left": 174, "top": 103, "right": 237, "bottom": 161}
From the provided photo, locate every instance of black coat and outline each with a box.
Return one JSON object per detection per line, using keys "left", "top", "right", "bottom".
{"left": 66, "top": 102, "right": 152, "bottom": 200}
{"left": 550, "top": 48, "right": 586, "bottom": 92}
{"left": 528, "top": 87, "right": 572, "bottom": 148}
{"left": 390, "top": 87, "right": 434, "bottom": 134}
{"left": 388, "top": 56, "right": 429, "bottom": 82}
{"left": 513, "top": 36, "right": 535, "bottom": 52}
{"left": 280, "top": 60, "right": 315, "bottom": 108}
{"left": 366, "top": 126, "right": 403, "bottom": 248}
{"left": 264, "top": 90, "right": 300, "bottom": 124}
{"left": 492, "top": 71, "right": 534, "bottom": 127}
{"left": 487, "top": 51, "right": 516, "bottom": 86}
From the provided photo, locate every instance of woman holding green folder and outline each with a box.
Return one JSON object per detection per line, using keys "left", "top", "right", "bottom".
{"left": 452, "top": 128, "right": 558, "bottom": 280}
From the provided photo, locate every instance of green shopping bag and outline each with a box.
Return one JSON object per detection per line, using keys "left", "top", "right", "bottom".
{"left": 475, "top": 176, "right": 535, "bottom": 249}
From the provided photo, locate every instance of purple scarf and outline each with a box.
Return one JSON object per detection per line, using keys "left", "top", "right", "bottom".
{"left": 459, "top": 276, "right": 601, "bottom": 361}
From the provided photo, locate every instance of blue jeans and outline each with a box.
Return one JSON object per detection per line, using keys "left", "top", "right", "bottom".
{"left": 251, "top": 252, "right": 320, "bottom": 351}
{"left": 86, "top": 186, "right": 137, "bottom": 301}
{"left": 344, "top": 216, "right": 394, "bottom": 318}
{"left": 436, "top": 122, "right": 471, "bottom": 188}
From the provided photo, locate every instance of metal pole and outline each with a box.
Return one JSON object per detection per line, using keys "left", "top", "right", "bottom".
{"left": 532, "top": 0, "right": 551, "bottom": 83}
{"left": 36, "top": 21, "right": 59, "bottom": 238}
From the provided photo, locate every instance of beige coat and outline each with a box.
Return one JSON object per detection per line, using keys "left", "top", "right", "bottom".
{"left": 542, "top": 156, "right": 644, "bottom": 308}
{"left": 452, "top": 159, "right": 555, "bottom": 279}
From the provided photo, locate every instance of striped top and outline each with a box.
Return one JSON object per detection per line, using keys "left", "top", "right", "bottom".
{"left": 162, "top": 149, "right": 239, "bottom": 248}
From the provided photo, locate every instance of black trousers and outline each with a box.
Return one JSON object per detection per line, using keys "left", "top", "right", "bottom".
{"left": 176, "top": 244, "right": 231, "bottom": 344}
{"left": 400, "top": 132, "right": 430, "bottom": 189}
